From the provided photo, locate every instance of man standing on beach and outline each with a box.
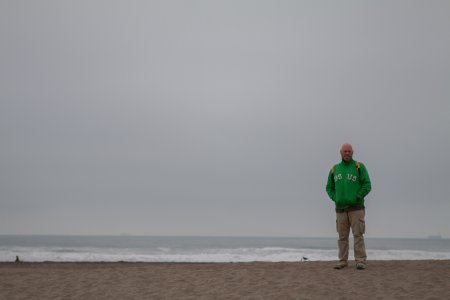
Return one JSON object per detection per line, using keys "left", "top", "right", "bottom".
{"left": 326, "top": 143, "right": 371, "bottom": 270}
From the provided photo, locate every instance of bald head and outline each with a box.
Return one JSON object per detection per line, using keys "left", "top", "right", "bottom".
{"left": 340, "top": 143, "right": 353, "bottom": 162}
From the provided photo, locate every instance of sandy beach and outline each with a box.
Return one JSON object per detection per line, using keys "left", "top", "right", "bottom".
{"left": 1, "top": 260, "right": 449, "bottom": 299}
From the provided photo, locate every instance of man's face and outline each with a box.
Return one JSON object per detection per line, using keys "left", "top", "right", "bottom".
{"left": 340, "top": 145, "right": 353, "bottom": 162}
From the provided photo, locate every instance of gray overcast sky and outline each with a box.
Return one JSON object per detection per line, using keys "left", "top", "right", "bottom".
{"left": 1, "top": 0, "right": 449, "bottom": 238}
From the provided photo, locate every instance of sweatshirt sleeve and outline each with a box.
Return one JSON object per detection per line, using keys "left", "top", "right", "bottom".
{"left": 357, "top": 163, "right": 371, "bottom": 199}
{"left": 326, "top": 169, "right": 336, "bottom": 202}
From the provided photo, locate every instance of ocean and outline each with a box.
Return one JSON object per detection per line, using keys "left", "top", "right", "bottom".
{"left": 1, "top": 235, "right": 449, "bottom": 262}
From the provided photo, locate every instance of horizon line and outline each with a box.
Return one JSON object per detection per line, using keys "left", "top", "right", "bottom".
{"left": 0, "top": 233, "right": 447, "bottom": 240}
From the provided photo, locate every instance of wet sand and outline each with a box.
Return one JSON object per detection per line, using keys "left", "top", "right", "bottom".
{"left": 1, "top": 260, "right": 449, "bottom": 299}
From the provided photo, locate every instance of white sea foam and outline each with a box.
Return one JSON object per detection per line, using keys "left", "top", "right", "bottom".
{"left": 2, "top": 246, "right": 450, "bottom": 262}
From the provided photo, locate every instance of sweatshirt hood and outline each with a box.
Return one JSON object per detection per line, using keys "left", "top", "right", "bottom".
{"left": 341, "top": 158, "right": 354, "bottom": 165}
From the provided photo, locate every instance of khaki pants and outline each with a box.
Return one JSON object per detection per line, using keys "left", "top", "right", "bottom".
{"left": 336, "top": 209, "right": 367, "bottom": 262}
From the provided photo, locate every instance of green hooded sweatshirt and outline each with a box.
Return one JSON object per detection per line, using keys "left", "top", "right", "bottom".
{"left": 326, "top": 159, "right": 371, "bottom": 209}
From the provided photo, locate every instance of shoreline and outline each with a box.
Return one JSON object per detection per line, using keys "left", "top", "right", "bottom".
{"left": 2, "top": 260, "right": 450, "bottom": 299}
{"left": 2, "top": 258, "right": 450, "bottom": 263}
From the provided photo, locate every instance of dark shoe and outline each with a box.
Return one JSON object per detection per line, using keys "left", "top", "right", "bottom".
{"left": 334, "top": 261, "right": 348, "bottom": 269}
{"left": 356, "top": 262, "right": 366, "bottom": 270}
